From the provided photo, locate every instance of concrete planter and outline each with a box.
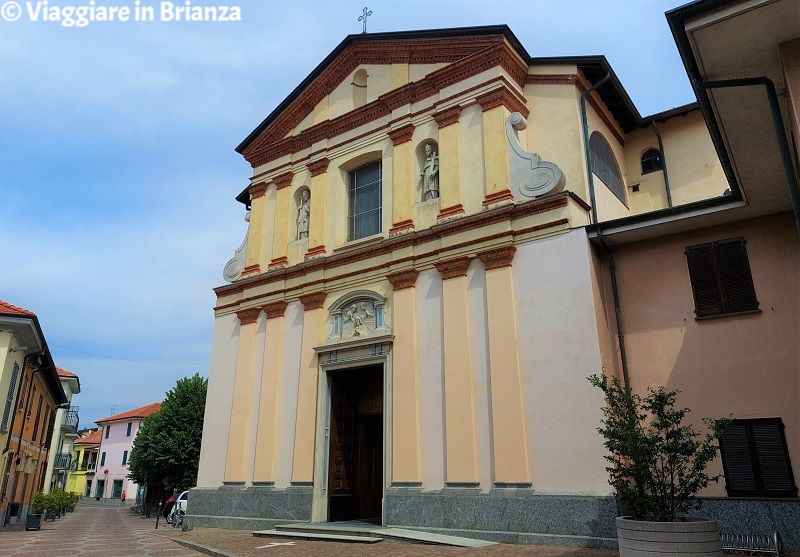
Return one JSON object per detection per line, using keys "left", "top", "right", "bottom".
{"left": 25, "top": 513, "right": 43, "bottom": 531}
{"left": 616, "top": 516, "right": 723, "bottom": 557}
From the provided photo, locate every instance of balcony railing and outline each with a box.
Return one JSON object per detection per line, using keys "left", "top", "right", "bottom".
{"left": 62, "top": 406, "right": 79, "bottom": 431}
{"left": 53, "top": 453, "right": 71, "bottom": 469}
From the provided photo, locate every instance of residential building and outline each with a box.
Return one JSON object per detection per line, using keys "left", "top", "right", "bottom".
{"left": 0, "top": 300, "right": 67, "bottom": 526}
{"left": 194, "top": 0, "right": 799, "bottom": 550}
{"left": 65, "top": 429, "right": 100, "bottom": 497}
{"left": 94, "top": 402, "right": 160, "bottom": 502}
{"left": 43, "top": 367, "right": 81, "bottom": 493}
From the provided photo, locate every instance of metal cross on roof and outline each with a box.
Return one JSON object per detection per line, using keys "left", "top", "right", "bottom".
{"left": 358, "top": 7, "right": 372, "bottom": 34}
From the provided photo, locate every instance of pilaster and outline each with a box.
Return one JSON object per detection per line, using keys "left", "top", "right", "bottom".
{"left": 269, "top": 172, "right": 294, "bottom": 269}
{"left": 306, "top": 159, "right": 329, "bottom": 259}
{"left": 243, "top": 183, "right": 268, "bottom": 277}
{"left": 389, "top": 124, "right": 416, "bottom": 235}
{"left": 433, "top": 107, "right": 464, "bottom": 220}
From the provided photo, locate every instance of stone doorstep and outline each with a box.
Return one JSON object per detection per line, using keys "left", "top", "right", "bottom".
{"left": 270, "top": 522, "right": 496, "bottom": 547}
{"left": 253, "top": 530, "right": 383, "bottom": 543}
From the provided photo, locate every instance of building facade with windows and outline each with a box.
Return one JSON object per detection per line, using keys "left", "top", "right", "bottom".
{"left": 43, "top": 368, "right": 80, "bottom": 493}
{"left": 94, "top": 402, "right": 160, "bottom": 502}
{"left": 65, "top": 429, "right": 100, "bottom": 497}
{"left": 0, "top": 301, "right": 68, "bottom": 526}
{"left": 194, "top": 1, "right": 799, "bottom": 549}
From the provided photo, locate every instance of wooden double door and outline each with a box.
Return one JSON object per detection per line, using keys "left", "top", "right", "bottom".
{"left": 327, "top": 365, "right": 383, "bottom": 522}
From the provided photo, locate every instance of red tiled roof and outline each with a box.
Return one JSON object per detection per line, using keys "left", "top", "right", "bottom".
{"left": 0, "top": 300, "right": 35, "bottom": 317}
{"left": 96, "top": 402, "right": 161, "bottom": 424}
{"left": 56, "top": 367, "right": 78, "bottom": 378}
{"left": 74, "top": 429, "right": 102, "bottom": 446}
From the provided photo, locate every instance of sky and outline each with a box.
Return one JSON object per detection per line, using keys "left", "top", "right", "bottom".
{"left": 0, "top": 0, "right": 696, "bottom": 427}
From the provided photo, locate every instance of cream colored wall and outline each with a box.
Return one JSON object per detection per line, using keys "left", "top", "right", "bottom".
{"left": 624, "top": 111, "right": 728, "bottom": 213}
{"left": 604, "top": 212, "right": 800, "bottom": 496}
{"left": 196, "top": 313, "right": 239, "bottom": 487}
{"left": 274, "top": 301, "right": 304, "bottom": 488}
{"left": 513, "top": 230, "right": 611, "bottom": 493}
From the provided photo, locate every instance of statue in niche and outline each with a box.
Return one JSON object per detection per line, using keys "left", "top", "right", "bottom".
{"left": 296, "top": 190, "right": 310, "bottom": 240}
{"left": 420, "top": 143, "right": 439, "bottom": 201}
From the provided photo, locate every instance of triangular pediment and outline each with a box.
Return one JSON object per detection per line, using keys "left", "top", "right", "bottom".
{"left": 239, "top": 26, "right": 529, "bottom": 168}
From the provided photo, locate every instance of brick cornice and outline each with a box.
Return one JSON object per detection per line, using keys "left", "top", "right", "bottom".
{"left": 476, "top": 87, "right": 529, "bottom": 118}
{"left": 248, "top": 183, "right": 268, "bottom": 200}
{"left": 389, "top": 219, "right": 415, "bottom": 234}
{"left": 433, "top": 107, "right": 462, "bottom": 129}
{"left": 482, "top": 189, "right": 514, "bottom": 206}
{"left": 387, "top": 123, "right": 415, "bottom": 146}
{"left": 262, "top": 300, "right": 288, "bottom": 319}
{"left": 236, "top": 307, "right": 261, "bottom": 325}
{"left": 437, "top": 204, "right": 465, "bottom": 220}
{"left": 525, "top": 74, "right": 580, "bottom": 86}
{"left": 434, "top": 257, "right": 471, "bottom": 280}
{"left": 386, "top": 269, "right": 419, "bottom": 291}
{"left": 307, "top": 158, "right": 330, "bottom": 177}
{"left": 273, "top": 172, "right": 294, "bottom": 190}
{"left": 477, "top": 245, "right": 517, "bottom": 270}
{"left": 299, "top": 291, "right": 327, "bottom": 311}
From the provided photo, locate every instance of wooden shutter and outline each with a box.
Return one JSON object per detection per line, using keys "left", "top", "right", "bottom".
{"left": 716, "top": 238, "right": 759, "bottom": 313}
{"left": 1, "top": 362, "right": 20, "bottom": 432}
{"left": 685, "top": 243, "right": 724, "bottom": 317}
{"left": 720, "top": 423, "right": 758, "bottom": 494}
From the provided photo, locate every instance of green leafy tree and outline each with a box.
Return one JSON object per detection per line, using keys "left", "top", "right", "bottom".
{"left": 128, "top": 373, "right": 208, "bottom": 503}
{"left": 588, "top": 373, "right": 730, "bottom": 521}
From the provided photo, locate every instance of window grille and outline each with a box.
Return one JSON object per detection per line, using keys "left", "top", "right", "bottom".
{"left": 348, "top": 161, "right": 382, "bottom": 241}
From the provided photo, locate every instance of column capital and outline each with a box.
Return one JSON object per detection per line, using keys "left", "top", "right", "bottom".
{"left": 235, "top": 307, "right": 261, "bottom": 325}
{"left": 273, "top": 172, "right": 294, "bottom": 190}
{"left": 388, "top": 123, "right": 415, "bottom": 146}
{"left": 387, "top": 269, "right": 419, "bottom": 291}
{"left": 262, "top": 300, "right": 289, "bottom": 319}
{"left": 307, "top": 158, "right": 330, "bottom": 177}
{"left": 299, "top": 291, "right": 327, "bottom": 311}
{"left": 434, "top": 257, "right": 471, "bottom": 280}
{"left": 433, "top": 107, "right": 462, "bottom": 129}
{"left": 248, "top": 182, "right": 268, "bottom": 200}
{"left": 477, "top": 245, "right": 517, "bottom": 270}
{"left": 475, "top": 87, "right": 529, "bottom": 118}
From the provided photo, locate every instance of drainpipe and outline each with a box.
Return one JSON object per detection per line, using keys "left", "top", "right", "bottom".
{"left": 651, "top": 120, "right": 673, "bottom": 208}
{"left": 580, "top": 72, "right": 611, "bottom": 225}
{"left": 579, "top": 72, "right": 631, "bottom": 389}
{"left": 693, "top": 77, "right": 800, "bottom": 238}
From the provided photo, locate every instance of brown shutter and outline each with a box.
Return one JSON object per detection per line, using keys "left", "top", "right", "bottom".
{"left": 685, "top": 243, "right": 723, "bottom": 317}
{"left": 720, "top": 423, "right": 758, "bottom": 494}
{"left": 716, "top": 238, "right": 759, "bottom": 313}
{"left": 752, "top": 421, "right": 796, "bottom": 496}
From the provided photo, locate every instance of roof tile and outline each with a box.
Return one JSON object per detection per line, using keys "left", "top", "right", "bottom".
{"left": 95, "top": 402, "right": 161, "bottom": 424}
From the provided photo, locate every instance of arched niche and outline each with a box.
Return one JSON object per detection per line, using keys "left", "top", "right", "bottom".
{"left": 415, "top": 139, "right": 439, "bottom": 203}
{"left": 326, "top": 290, "right": 390, "bottom": 344}
{"left": 292, "top": 186, "right": 311, "bottom": 242}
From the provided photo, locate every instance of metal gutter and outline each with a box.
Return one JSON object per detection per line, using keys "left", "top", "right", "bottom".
{"left": 651, "top": 120, "right": 673, "bottom": 208}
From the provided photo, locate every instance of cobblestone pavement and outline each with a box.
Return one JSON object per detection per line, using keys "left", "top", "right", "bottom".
{"left": 0, "top": 503, "right": 204, "bottom": 557}
{"left": 164, "top": 528, "right": 620, "bottom": 557}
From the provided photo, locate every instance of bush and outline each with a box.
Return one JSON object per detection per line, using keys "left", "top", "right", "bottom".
{"left": 30, "top": 493, "right": 48, "bottom": 514}
{"left": 588, "top": 373, "right": 730, "bottom": 522}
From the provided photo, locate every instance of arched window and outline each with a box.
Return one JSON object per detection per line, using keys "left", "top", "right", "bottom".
{"left": 589, "top": 132, "right": 625, "bottom": 203}
{"left": 348, "top": 161, "right": 381, "bottom": 241}
{"left": 640, "top": 148, "right": 663, "bottom": 174}
{"left": 352, "top": 69, "right": 368, "bottom": 109}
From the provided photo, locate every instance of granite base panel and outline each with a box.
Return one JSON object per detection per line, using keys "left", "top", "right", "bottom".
{"left": 187, "top": 487, "right": 312, "bottom": 530}
{"left": 695, "top": 497, "right": 800, "bottom": 554}
{"left": 385, "top": 489, "right": 618, "bottom": 547}
{"left": 183, "top": 514, "right": 298, "bottom": 532}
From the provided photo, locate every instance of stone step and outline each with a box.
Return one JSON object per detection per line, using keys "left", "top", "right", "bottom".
{"left": 253, "top": 529, "right": 383, "bottom": 543}
{"left": 272, "top": 522, "right": 496, "bottom": 547}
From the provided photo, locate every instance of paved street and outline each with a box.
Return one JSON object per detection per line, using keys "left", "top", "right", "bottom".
{"left": 2, "top": 501, "right": 619, "bottom": 557}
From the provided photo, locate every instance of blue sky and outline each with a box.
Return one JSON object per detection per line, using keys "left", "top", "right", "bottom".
{"left": 0, "top": 0, "right": 693, "bottom": 427}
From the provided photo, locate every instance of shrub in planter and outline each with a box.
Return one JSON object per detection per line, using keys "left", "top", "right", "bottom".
{"left": 26, "top": 493, "right": 47, "bottom": 530}
{"left": 588, "top": 374, "right": 730, "bottom": 557}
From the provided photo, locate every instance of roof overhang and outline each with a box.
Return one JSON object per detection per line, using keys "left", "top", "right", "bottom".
{"left": 667, "top": 0, "right": 800, "bottom": 220}
{"left": 0, "top": 315, "right": 43, "bottom": 354}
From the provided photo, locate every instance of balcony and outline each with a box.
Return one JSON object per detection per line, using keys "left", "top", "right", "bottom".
{"left": 53, "top": 453, "right": 71, "bottom": 470}
{"left": 61, "top": 406, "right": 79, "bottom": 432}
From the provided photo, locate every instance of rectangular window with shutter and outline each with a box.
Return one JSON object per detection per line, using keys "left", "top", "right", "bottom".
{"left": 685, "top": 237, "right": 759, "bottom": 319}
{"left": 1, "top": 362, "right": 20, "bottom": 432}
{"left": 719, "top": 418, "right": 797, "bottom": 498}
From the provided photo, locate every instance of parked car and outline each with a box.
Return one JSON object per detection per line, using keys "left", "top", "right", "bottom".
{"left": 166, "top": 490, "right": 188, "bottom": 525}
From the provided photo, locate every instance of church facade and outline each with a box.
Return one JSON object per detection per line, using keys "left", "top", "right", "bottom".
{"left": 193, "top": 2, "right": 800, "bottom": 548}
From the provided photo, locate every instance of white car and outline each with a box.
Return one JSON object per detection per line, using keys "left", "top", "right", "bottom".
{"left": 167, "top": 490, "right": 189, "bottom": 525}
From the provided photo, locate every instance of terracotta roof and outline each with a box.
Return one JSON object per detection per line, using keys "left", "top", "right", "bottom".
{"left": 95, "top": 402, "right": 161, "bottom": 424}
{"left": 0, "top": 300, "right": 35, "bottom": 317}
{"left": 74, "top": 429, "right": 101, "bottom": 445}
{"left": 56, "top": 367, "right": 78, "bottom": 378}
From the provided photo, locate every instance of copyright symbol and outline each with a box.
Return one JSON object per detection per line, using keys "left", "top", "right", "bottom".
{"left": 1, "top": 1, "right": 21, "bottom": 21}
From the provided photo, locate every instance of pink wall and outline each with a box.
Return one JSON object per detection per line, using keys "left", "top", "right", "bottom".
{"left": 96, "top": 419, "right": 142, "bottom": 500}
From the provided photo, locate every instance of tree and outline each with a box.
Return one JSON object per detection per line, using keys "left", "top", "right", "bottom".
{"left": 128, "top": 373, "right": 208, "bottom": 503}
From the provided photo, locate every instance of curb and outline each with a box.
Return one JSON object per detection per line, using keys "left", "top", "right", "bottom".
{"left": 168, "top": 537, "right": 240, "bottom": 557}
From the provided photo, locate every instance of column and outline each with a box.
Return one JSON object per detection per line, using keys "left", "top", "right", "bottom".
{"left": 252, "top": 300, "right": 289, "bottom": 484}
{"left": 388, "top": 124, "right": 416, "bottom": 235}
{"left": 305, "top": 159, "right": 329, "bottom": 258}
{"left": 476, "top": 88, "right": 528, "bottom": 206}
{"left": 269, "top": 172, "right": 294, "bottom": 269}
{"left": 477, "top": 245, "right": 530, "bottom": 485}
{"left": 433, "top": 107, "right": 465, "bottom": 220}
{"left": 290, "top": 291, "right": 327, "bottom": 484}
{"left": 242, "top": 183, "right": 268, "bottom": 277}
{"left": 386, "top": 269, "right": 421, "bottom": 483}
{"left": 224, "top": 307, "right": 261, "bottom": 484}
{"left": 434, "top": 257, "right": 478, "bottom": 485}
